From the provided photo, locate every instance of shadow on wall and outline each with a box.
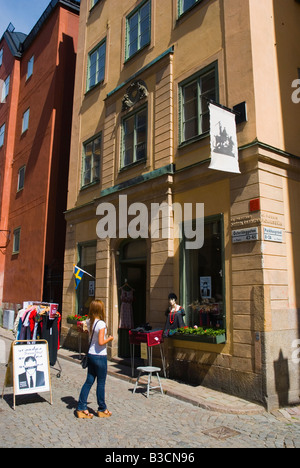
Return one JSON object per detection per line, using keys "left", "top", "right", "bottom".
{"left": 273, "top": 349, "right": 290, "bottom": 408}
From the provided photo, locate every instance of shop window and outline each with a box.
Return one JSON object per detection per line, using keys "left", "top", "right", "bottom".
{"left": 13, "top": 227, "right": 21, "bottom": 254}
{"left": 0, "top": 123, "right": 5, "bottom": 147}
{"left": 121, "top": 106, "right": 147, "bottom": 168}
{"left": 125, "top": 0, "right": 151, "bottom": 61}
{"left": 181, "top": 215, "right": 225, "bottom": 332}
{"left": 77, "top": 243, "right": 96, "bottom": 316}
{"left": 82, "top": 133, "right": 101, "bottom": 187}
{"left": 17, "top": 166, "right": 26, "bottom": 191}
{"left": 179, "top": 62, "right": 218, "bottom": 144}
{"left": 87, "top": 39, "right": 106, "bottom": 92}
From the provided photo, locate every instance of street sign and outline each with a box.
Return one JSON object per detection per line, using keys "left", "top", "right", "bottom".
{"left": 232, "top": 227, "right": 259, "bottom": 243}
{"left": 263, "top": 227, "right": 283, "bottom": 243}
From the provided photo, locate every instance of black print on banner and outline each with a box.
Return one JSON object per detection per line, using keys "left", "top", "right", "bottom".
{"left": 212, "top": 122, "right": 235, "bottom": 158}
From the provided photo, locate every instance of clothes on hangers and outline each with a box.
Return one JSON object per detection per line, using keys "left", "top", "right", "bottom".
{"left": 13, "top": 308, "right": 24, "bottom": 338}
{"left": 13, "top": 301, "right": 61, "bottom": 369}
{"left": 119, "top": 287, "right": 134, "bottom": 330}
{"left": 19, "top": 307, "right": 36, "bottom": 341}
{"left": 39, "top": 313, "right": 61, "bottom": 366}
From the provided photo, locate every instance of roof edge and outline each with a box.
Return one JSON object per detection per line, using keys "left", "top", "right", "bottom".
{"left": 21, "top": 0, "right": 80, "bottom": 53}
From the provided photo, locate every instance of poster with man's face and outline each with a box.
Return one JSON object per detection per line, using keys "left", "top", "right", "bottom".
{"left": 200, "top": 276, "right": 212, "bottom": 299}
{"left": 13, "top": 343, "right": 50, "bottom": 396}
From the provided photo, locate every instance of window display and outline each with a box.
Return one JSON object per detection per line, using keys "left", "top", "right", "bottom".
{"left": 77, "top": 243, "right": 96, "bottom": 316}
{"left": 181, "top": 215, "right": 225, "bottom": 333}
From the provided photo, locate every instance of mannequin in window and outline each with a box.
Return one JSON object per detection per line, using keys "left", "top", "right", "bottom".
{"left": 164, "top": 293, "right": 185, "bottom": 336}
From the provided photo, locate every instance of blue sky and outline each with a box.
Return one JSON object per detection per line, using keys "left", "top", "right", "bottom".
{"left": 0, "top": 0, "right": 56, "bottom": 38}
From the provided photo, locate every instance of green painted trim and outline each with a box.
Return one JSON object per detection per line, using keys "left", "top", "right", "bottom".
{"left": 86, "top": 38, "right": 106, "bottom": 93}
{"left": 120, "top": 105, "right": 148, "bottom": 169}
{"left": 64, "top": 200, "right": 95, "bottom": 216}
{"left": 239, "top": 139, "right": 300, "bottom": 160}
{"left": 100, "top": 163, "right": 175, "bottom": 197}
{"left": 179, "top": 61, "right": 219, "bottom": 145}
{"left": 125, "top": 0, "right": 151, "bottom": 62}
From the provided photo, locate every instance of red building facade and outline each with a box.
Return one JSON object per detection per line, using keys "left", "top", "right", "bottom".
{"left": 0, "top": 0, "right": 79, "bottom": 311}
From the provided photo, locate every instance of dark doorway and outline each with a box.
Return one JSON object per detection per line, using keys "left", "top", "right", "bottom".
{"left": 118, "top": 240, "right": 147, "bottom": 358}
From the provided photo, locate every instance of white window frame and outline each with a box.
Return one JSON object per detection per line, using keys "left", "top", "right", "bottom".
{"left": 1, "top": 75, "right": 10, "bottom": 103}
{"left": 22, "top": 108, "right": 30, "bottom": 133}
{"left": 26, "top": 55, "right": 34, "bottom": 80}
{"left": 0, "top": 123, "right": 5, "bottom": 147}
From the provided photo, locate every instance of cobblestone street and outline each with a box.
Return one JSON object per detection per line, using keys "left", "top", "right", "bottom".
{"left": 1, "top": 334, "right": 300, "bottom": 449}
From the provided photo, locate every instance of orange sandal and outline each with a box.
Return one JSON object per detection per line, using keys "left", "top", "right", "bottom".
{"left": 76, "top": 410, "right": 93, "bottom": 419}
{"left": 97, "top": 409, "right": 112, "bottom": 418}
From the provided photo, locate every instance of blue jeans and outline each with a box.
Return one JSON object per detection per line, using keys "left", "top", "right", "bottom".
{"left": 77, "top": 354, "right": 107, "bottom": 412}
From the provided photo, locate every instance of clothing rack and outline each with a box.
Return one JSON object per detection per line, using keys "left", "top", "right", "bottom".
{"left": 16, "top": 303, "right": 62, "bottom": 378}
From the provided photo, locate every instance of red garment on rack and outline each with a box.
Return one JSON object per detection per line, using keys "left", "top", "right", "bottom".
{"left": 29, "top": 308, "right": 38, "bottom": 337}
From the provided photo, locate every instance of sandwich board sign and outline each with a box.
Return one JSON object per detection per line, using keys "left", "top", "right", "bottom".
{"left": 2, "top": 340, "right": 52, "bottom": 410}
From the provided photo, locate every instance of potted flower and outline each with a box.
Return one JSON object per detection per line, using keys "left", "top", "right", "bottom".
{"left": 67, "top": 314, "right": 88, "bottom": 325}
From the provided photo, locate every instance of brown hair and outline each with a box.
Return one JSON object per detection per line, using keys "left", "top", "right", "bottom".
{"left": 88, "top": 300, "right": 105, "bottom": 328}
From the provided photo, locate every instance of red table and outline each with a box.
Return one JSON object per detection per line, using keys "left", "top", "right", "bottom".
{"left": 129, "top": 329, "right": 166, "bottom": 377}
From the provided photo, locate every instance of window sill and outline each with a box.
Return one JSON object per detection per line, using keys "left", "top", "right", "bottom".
{"left": 178, "top": 131, "right": 209, "bottom": 150}
{"left": 80, "top": 180, "right": 100, "bottom": 192}
{"left": 119, "top": 158, "right": 147, "bottom": 173}
{"left": 124, "top": 42, "right": 150, "bottom": 65}
{"left": 85, "top": 80, "right": 104, "bottom": 97}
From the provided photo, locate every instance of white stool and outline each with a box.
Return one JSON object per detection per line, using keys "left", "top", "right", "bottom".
{"left": 133, "top": 366, "right": 164, "bottom": 398}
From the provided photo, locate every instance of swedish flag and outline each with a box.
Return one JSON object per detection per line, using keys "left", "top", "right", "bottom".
{"left": 74, "top": 265, "right": 84, "bottom": 290}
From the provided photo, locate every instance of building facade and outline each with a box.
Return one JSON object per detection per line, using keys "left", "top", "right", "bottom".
{"left": 62, "top": 0, "right": 300, "bottom": 410}
{"left": 0, "top": 0, "right": 80, "bottom": 312}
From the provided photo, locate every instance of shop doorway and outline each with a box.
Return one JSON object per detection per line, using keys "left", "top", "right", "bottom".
{"left": 118, "top": 239, "right": 147, "bottom": 358}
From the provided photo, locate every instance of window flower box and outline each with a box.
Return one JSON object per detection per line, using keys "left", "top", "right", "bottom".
{"left": 173, "top": 327, "right": 226, "bottom": 344}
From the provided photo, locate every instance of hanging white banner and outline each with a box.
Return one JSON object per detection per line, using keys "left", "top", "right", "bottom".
{"left": 209, "top": 103, "right": 240, "bottom": 174}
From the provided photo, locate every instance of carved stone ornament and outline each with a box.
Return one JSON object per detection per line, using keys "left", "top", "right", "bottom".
{"left": 122, "top": 80, "right": 148, "bottom": 111}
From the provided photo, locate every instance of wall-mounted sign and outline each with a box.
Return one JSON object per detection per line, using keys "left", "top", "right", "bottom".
{"left": 209, "top": 103, "right": 240, "bottom": 174}
{"left": 263, "top": 227, "right": 283, "bottom": 243}
{"left": 249, "top": 198, "right": 260, "bottom": 212}
{"left": 232, "top": 227, "right": 259, "bottom": 243}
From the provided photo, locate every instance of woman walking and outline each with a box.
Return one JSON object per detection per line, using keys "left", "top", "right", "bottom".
{"left": 76, "top": 300, "right": 114, "bottom": 419}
